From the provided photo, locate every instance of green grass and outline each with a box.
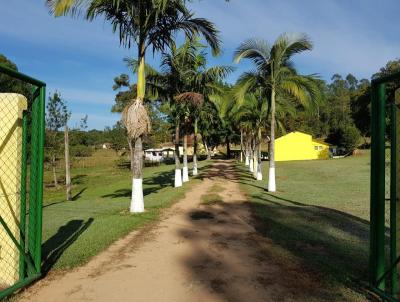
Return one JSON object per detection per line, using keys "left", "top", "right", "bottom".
{"left": 208, "top": 184, "right": 224, "bottom": 194}
{"left": 42, "top": 150, "right": 211, "bottom": 271}
{"left": 200, "top": 193, "right": 223, "bottom": 205}
{"left": 236, "top": 152, "right": 371, "bottom": 300}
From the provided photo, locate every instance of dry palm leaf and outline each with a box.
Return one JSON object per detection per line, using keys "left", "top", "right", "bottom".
{"left": 122, "top": 99, "right": 151, "bottom": 139}
{"left": 175, "top": 92, "right": 204, "bottom": 107}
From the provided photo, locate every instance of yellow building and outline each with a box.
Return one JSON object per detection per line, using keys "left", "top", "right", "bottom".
{"left": 275, "top": 131, "right": 329, "bottom": 161}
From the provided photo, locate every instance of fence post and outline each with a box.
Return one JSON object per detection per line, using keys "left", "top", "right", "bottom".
{"left": 391, "top": 101, "right": 398, "bottom": 295}
{"left": 370, "top": 82, "right": 386, "bottom": 290}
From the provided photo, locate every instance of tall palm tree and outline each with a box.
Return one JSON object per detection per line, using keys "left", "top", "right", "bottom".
{"left": 235, "top": 93, "right": 269, "bottom": 180}
{"left": 209, "top": 84, "right": 238, "bottom": 159}
{"left": 47, "top": 0, "right": 220, "bottom": 211}
{"left": 144, "top": 38, "right": 231, "bottom": 185}
{"left": 235, "top": 33, "right": 322, "bottom": 191}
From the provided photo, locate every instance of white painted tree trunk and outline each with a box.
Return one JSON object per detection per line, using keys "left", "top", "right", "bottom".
{"left": 267, "top": 87, "right": 276, "bottom": 192}
{"left": 182, "top": 167, "right": 189, "bottom": 182}
{"left": 268, "top": 167, "right": 276, "bottom": 191}
{"left": 130, "top": 137, "right": 144, "bottom": 213}
{"left": 249, "top": 158, "right": 254, "bottom": 172}
{"left": 245, "top": 155, "right": 249, "bottom": 166}
{"left": 130, "top": 178, "right": 144, "bottom": 212}
{"left": 253, "top": 154, "right": 258, "bottom": 179}
{"left": 240, "top": 129, "right": 244, "bottom": 162}
{"left": 174, "top": 169, "right": 182, "bottom": 187}
{"left": 257, "top": 162, "right": 263, "bottom": 180}
{"left": 192, "top": 119, "right": 198, "bottom": 176}
{"left": 182, "top": 135, "right": 189, "bottom": 182}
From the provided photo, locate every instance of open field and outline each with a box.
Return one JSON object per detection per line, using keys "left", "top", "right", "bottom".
{"left": 237, "top": 152, "right": 372, "bottom": 300}
{"left": 41, "top": 150, "right": 210, "bottom": 271}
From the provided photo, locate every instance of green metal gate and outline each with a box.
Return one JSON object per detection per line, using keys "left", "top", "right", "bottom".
{"left": 0, "top": 64, "right": 45, "bottom": 299}
{"left": 370, "top": 71, "right": 400, "bottom": 301}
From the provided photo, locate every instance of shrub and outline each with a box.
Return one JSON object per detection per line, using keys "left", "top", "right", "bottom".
{"left": 327, "top": 124, "right": 361, "bottom": 152}
{"left": 70, "top": 145, "right": 93, "bottom": 157}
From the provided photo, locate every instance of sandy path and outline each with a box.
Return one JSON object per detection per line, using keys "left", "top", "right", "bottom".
{"left": 19, "top": 161, "right": 331, "bottom": 302}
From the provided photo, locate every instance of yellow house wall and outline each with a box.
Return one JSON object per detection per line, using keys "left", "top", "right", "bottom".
{"left": 275, "top": 132, "right": 329, "bottom": 162}
{"left": 0, "top": 93, "right": 27, "bottom": 286}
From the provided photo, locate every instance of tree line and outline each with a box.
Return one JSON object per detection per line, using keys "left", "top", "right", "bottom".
{"left": 1, "top": 0, "right": 399, "bottom": 213}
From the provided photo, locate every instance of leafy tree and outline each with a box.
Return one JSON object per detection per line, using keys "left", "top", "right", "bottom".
{"left": 0, "top": 54, "right": 32, "bottom": 96}
{"left": 327, "top": 124, "right": 361, "bottom": 153}
{"left": 45, "top": 91, "right": 70, "bottom": 188}
{"left": 79, "top": 114, "right": 88, "bottom": 130}
{"left": 106, "top": 121, "right": 129, "bottom": 153}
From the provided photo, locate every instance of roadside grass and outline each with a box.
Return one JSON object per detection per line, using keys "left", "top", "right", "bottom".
{"left": 208, "top": 184, "right": 224, "bottom": 194}
{"left": 42, "top": 150, "right": 211, "bottom": 271}
{"left": 236, "top": 152, "right": 372, "bottom": 300}
{"left": 200, "top": 193, "right": 223, "bottom": 205}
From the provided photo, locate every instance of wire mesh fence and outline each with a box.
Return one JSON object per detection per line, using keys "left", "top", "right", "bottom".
{"left": 0, "top": 65, "right": 45, "bottom": 299}
{"left": 0, "top": 93, "right": 25, "bottom": 290}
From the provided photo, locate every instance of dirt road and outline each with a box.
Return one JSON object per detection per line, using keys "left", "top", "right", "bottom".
{"left": 19, "top": 161, "right": 333, "bottom": 302}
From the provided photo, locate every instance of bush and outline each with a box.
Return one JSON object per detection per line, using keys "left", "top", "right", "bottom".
{"left": 327, "top": 124, "right": 361, "bottom": 152}
{"left": 70, "top": 145, "right": 93, "bottom": 157}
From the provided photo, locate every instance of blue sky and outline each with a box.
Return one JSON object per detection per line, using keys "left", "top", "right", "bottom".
{"left": 1, "top": 0, "right": 399, "bottom": 129}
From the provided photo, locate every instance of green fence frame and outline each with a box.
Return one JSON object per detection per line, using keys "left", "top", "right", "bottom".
{"left": 0, "top": 64, "right": 45, "bottom": 300}
{"left": 370, "top": 71, "right": 400, "bottom": 302}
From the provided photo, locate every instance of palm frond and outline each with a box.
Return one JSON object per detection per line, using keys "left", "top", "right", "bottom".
{"left": 272, "top": 32, "right": 313, "bottom": 65}
{"left": 234, "top": 39, "right": 270, "bottom": 69}
{"left": 46, "top": 0, "right": 90, "bottom": 17}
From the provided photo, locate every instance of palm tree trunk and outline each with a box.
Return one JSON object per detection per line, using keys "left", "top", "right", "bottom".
{"left": 182, "top": 134, "right": 189, "bottom": 182}
{"left": 52, "top": 154, "right": 58, "bottom": 188}
{"left": 226, "top": 137, "right": 231, "bottom": 159}
{"left": 174, "top": 119, "right": 182, "bottom": 187}
{"left": 257, "top": 128, "right": 263, "bottom": 181}
{"left": 249, "top": 138, "right": 254, "bottom": 173}
{"left": 245, "top": 137, "right": 249, "bottom": 166}
{"left": 253, "top": 134, "right": 258, "bottom": 179}
{"left": 64, "top": 125, "right": 72, "bottom": 201}
{"left": 128, "top": 138, "right": 134, "bottom": 172}
{"left": 130, "top": 136, "right": 144, "bottom": 212}
{"left": 240, "top": 129, "right": 244, "bottom": 162}
{"left": 268, "top": 87, "right": 276, "bottom": 192}
{"left": 193, "top": 118, "right": 198, "bottom": 176}
{"left": 130, "top": 44, "right": 146, "bottom": 213}
{"left": 204, "top": 138, "right": 211, "bottom": 160}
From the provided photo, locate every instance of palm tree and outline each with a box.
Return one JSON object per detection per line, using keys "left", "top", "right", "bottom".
{"left": 235, "top": 93, "right": 269, "bottom": 180}
{"left": 235, "top": 33, "right": 322, "bottom": 191}
{"left": 209, "top": 84, "right": 238, "bottom": 159}
{"left": 47, "top": 0, "right": 220, "bottom": 211}
{"left": 144, "top": 38, "right": 231, "bottom": 185}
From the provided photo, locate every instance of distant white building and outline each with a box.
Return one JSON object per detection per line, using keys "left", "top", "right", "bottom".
{"left": 102, "top": 143, "right": 112, "bottom": 149}
{"left": 144, "top": 148, "right": 174, "bottom": 162}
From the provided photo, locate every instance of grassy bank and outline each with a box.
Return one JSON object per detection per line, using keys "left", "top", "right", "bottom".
{"left": 42, "top": 150, "right": 210, "bottom": 271}
{"left": 236, "top": 152, "right": 372, "bottom": 300}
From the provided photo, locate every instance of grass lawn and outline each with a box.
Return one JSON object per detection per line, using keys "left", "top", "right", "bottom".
{"left": 41, "top": 150, "right": 210, "bottom": 271}
{"left": 236, "top": 152, "right": 372, "bottom": 300}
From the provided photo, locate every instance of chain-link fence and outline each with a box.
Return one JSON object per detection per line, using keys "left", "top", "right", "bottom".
{"left": 0, "top": 65, "right": 45, "bottom": 300}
